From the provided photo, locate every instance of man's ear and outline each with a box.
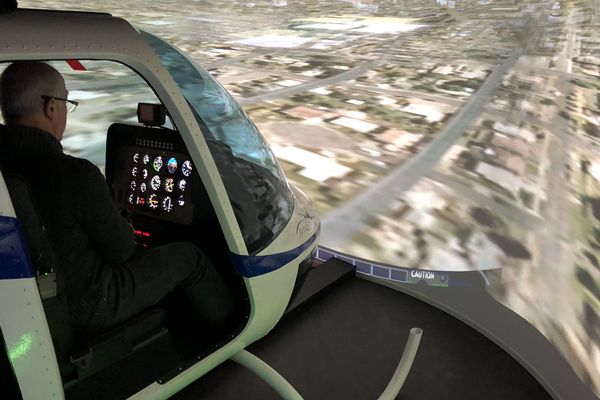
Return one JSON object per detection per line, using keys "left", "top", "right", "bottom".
{"left": 43, "top": 97, "right": 55, "bottom": 120}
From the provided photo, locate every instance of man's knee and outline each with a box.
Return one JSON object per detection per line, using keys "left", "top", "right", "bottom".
{"left": 162, "top": 242, "right": 201, "bottom": 259}
{"left": 158, "top": 242, "right": 211, "bottom": 280}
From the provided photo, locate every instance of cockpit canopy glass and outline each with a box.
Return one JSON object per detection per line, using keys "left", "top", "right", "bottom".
{"left": 141, "top": 31, "right": 294, "bottom": 254}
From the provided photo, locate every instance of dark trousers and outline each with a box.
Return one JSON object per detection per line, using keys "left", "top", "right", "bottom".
{"left": 74, "top": 242, "right": 236, "bottom": 338}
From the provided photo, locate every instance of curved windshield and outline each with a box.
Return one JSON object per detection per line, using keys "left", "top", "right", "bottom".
{"left": 141, "top": 30, "right": 293, "bottom": 254}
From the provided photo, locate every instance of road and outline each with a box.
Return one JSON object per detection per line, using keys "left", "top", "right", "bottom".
{"left": 204, "top": 47, "right": 279, "bottom": 69}
{"left": 515, "top": 7, "right": 580, "bottom": 340}
{"left": 536, "top": 8, "right": 576, "bottom": 275}
{"left": 320, "top": 50, "right": 521, "bottom": 247}
{"left": 238, "top": 25, "right": 421, "bottom": 106}
{"left": 238, "top": 59, "right": 380, "bottom": 105}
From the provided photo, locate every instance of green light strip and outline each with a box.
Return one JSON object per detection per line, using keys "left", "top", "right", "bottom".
{"left": 8, "top": 333, "right": 33, "bottom": 362}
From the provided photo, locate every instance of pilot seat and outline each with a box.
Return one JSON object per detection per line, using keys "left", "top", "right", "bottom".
{"left": 4, "top": 173, "right": 169, "bottom": 384}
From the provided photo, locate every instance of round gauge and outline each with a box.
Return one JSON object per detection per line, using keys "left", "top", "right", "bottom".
{"left": 131, "top": 166, "right": 138, "bottom": 177}
{"left": 153, "top": 156, "right": 163, "bottom": 172}
{"left": 143, "top": 154, "right": 150, "bottom": 165}
{"left": 140, "top": 182, "right": 147, "bottom": 193}
{"left": 150, "top": 175, "right": 161, "bottom": 191}
{"left": 167, "top": 157, "right": 178, "bottom": 174}
{"left": 177, "top": 194, "right": 185, "bottom": 206}
{"left": 133, "top": 153, "right": 140, "bottom": 163}
{"left": 162, "top": 196, "right": 173, "bottom": 213}
{"left": 128, "top": 193, "right": 135, "bottom": 204}
{"left": 182, "top": 160, "right": 193, "bottom": 177}
{"left": 142, "top": 168, "right": 148, "bottom": 180}
{"left": 178, "top": 179, "right": 187, "bottom": 192}
{"left": 148, "top": 194, "right": 159, "bottom": 209}
{"left": 164, "top": 177, "right": 174, "bottom": 193}
{"left": 136, "top": 196, "right": 146, "bottom": 206}
{"left": 130, "top": 180, "right": 137, "bottom": 191}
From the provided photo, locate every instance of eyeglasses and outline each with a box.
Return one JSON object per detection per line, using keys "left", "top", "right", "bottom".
{"left": 41, "top": 95, "right": 79, "bottom": 113}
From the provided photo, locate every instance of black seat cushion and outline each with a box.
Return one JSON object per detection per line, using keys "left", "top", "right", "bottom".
{"left": 4, "top": 173, "right": 56, "bottom": 274}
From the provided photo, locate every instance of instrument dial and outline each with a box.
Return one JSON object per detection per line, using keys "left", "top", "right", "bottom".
{"left": 162, "top": 196, "right": 173, "bottom": 213}
{"left": 182, "top": 160, "right": 192, "bottom": 177}
{"left": 167, "top": 157, "right": 178, "bottom": 174}
{"left": 164, "top": 177, "right": 174, "bottom": 193}
{"left": 153, "top": 156, "right": 163, "bottom": 172}
{"left": 150, "top": 175, "right": 161, "bottom": 191}
{"left": 148, "top": 194, "right": 159, "bottom": 209}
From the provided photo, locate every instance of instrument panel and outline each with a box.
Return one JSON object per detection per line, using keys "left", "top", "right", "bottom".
{"left": 106, "top": 124, "right": 194, "bottom": 225}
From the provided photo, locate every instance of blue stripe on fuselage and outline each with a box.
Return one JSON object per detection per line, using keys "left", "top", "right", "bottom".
{"left": 0, "top": 215, "right": 34, "bottom": 279}
{"left": 230, "top": 233, "right": 318, "bottom": 278}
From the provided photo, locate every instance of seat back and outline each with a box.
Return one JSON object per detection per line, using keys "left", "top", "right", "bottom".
{"left": 4, "top": 173, "right": 56, "bottom": 276}
{"left": 4, "top": 174, "right": 75, "bottom": 360}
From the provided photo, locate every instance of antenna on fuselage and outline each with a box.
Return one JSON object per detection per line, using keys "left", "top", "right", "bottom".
{"left": 0, "top": 0, "right": 18, "bottom": 13}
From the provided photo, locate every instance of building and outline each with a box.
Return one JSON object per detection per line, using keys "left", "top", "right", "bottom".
{"left": 401, "top": 102, "right": 446, "bottom": 123}
{"left": 505, "top": 154, "right": 526, "bottom": 175}
{"left": 476, "top": 162, "right": 522, "bottom": 193}
{"left": 375, "top": 128, "right": 422, "bottom": 149}
{"left": 331, "top": 116, "right": 379, "bottom": 133}
{"left": 589, "top": 162, "right": 600, "bottom": 183}
{"left": 270, "top": 144, "right": 352, "bottom": 182}
{"left": 491, "top": 132, "right": 530, "bottom": 156}
{"left": 275, "top": 79, "right": 302, "bottom": 87}
{"left": 433, "top": 65, "right": 454, "bottom": 75}
{"left": 493, "top": 121, "right": 536, "bottom": 143}
{"left": 282, "top": 106, "right": 330, "bottom": 120}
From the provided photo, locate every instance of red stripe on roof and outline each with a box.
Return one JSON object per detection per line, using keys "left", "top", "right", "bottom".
{"left": 66, "top": 60, "right": 86, "bottom": 71}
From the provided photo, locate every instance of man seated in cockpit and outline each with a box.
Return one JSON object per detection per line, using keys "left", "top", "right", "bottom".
{"left": 0, "top": 61, "right": 236, "bottom": 341}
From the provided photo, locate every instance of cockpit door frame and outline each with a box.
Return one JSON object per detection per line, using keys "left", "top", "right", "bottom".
{"left": 0, "top": 10, "right": 249, "bottom": 256}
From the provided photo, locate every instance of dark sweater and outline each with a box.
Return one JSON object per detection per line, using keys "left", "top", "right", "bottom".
{"left": 0, "top": 125, "right": 135, "bottom": 305}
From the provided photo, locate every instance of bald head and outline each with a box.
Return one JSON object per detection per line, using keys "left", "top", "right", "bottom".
{"left": 0, "top": 61, "right": 68, "bottom": 140}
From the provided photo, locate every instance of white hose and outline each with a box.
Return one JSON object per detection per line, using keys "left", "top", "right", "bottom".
{"left": 231, "top": 349, "right": 303, "bottom": 400}
{"left": 377, "top": 327, "right": 423, "bottom": 400}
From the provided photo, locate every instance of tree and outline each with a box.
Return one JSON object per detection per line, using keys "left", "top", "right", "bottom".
{"left": 487, "top": 233, "right": 532, "bottom": 259}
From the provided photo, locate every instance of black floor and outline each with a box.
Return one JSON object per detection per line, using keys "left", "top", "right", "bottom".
{"left": 172, "top": 278, "right": 552, "bottom": 400}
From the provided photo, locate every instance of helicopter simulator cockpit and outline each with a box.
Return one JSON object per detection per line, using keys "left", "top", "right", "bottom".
{"left": 0, "top": 7, "right": 321, "bottom": 399}
{"left": 5, "top": 3, "right": 600, "bottom": 400}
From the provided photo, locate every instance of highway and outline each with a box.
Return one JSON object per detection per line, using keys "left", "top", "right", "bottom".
{"left": 528, "top": 7, "right": 579, "bottom": 335}
{"left": 204, "top": 47, "right": 279, "bottom": 69}
{"left": 239, "top": 59, "right": 380, "bottom": 105}
{"left": 239, "top": 26, "right": 420, "bottom": 106}
{"left": 320, "top": 50, "right": 521, "bottom": 247}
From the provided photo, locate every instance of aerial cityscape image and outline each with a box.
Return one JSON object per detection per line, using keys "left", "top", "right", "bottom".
{"left": 7, "top": 0, "right": 600, "bottom": 395}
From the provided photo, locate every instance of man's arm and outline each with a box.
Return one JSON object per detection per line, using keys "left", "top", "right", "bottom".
{"left": 79, "top": 160, "right": 135, "bottom": 264}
